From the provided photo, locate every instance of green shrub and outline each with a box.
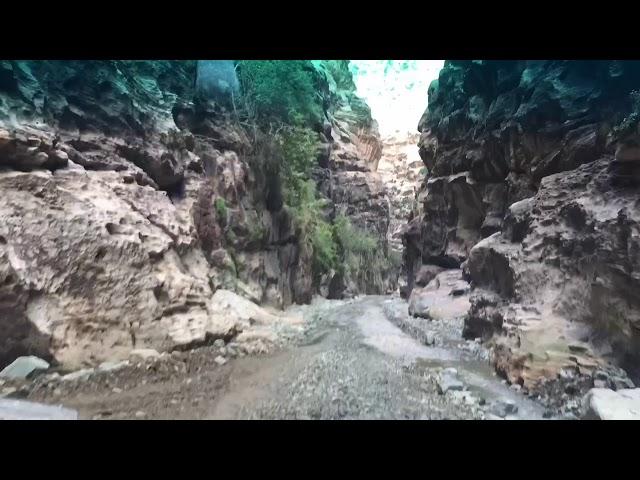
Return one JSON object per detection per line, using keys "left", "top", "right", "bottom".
{"left": 276, "top": 126, "right": 319, "bottom": 205}
{"left": 236, "top": 60, "right": 323, "bottom": 127}
{"left": 248, "top": 222, "right": 269, "bottom": 245}
{"left": 214, "top": 197, "right": 228, "bottom": 221}
{"left": 289, "top": 180, "right": 337, "bottom": 275}
{"left": 333, "top": 214, "right": 390, "bottom": 289}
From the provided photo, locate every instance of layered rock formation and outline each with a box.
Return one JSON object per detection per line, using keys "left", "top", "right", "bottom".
{"left": 405, "top": 60, "right": 640, "bottom": 396}
{"left": 311, "top": 61, "right": 394, "bottom": 296}
{"left": 0, "top": 60, "right": 387, "bottom": 369}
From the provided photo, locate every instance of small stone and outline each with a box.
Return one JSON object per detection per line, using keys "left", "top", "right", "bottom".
{"left": 45, "top": 372, "right": 61, "bottom": 381}
{"left": 214, "top": 356, "right": 227, "bottom": 366}
{"left": 611, "top": 377, "right": 635, "bottom": 391}
{"left": 0, "top": 356, "right": 50, "bottom": 380}
{"left": 170, "top": 399, "right": 179, "bottom": 405}
{"left": 485, "top": 413, "right": 504, "bottom": 420}
{"left": 34, "top": 152, "right": 49, "bottom": 166}
{"left": 218, "top": 347, "right": 227, "bottom": 356}
{"left": 437, "top": 370, "right": 464, "bottom": 395}
{"left": 112, "top": 387, "right": 123, "bottom": 394}
{"left": 61, "top": 368, "right": 94, "bottom": 381}
{"left": 594, "top": 379, "right": 608, "bottom": 389}
{"left": 1, "top": 387, "right": 18, "bottom": 398}
{"left": 226, "top": 348, "right": 237, "bottom": 357}
{"left": 568, "top": 343, "right": 589, "bottom": 354}
{"left": 130, "top": 349, "right": 161, "bottom": 360}
{"left": 99, "top": 361, "right": 129, "bottom": 372}
{"left": 425, "top": 332, "right": 435, "bottom": 346}
{"left": 464, "top": 394, "right": 477, "bottom": 405}
{"left": 559, "top": 368, "right": 576, "bottom": 380}
{"left": 213, "top": 339, "right": 225, "bottom": 348}
{"left": 594, "top": 370, "right": 609, "bottom": 381}
{"left": 171, "top": 351, "right": 185, "bottom": 360}
{"left": 510, "top": 384, "right": 522, "bottom": 392}
{"left": 135, "top": 411, "right": 146, "bottom": 418}
{"left": 488, "top": 400, "right": 519, "bottom": 418}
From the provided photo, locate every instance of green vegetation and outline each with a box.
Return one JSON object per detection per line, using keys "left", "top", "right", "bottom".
{"left": 276, "top": 126, "right": 319, "bottom": 205}
{"left": 236, "top": 60, "right": 336, "bottom": 278}
{"left": 333, "top": 215, "right": 393, "bottom": 289}
{"left": 214, "top": 197, "right": 228, "bottom": 221}
{"left": 248, "top": 222, "right": 269, "bottom": 245}
{"left": 236, "top": 60, "right": 323, "bottom": 127}
{"left": 289, "top": 180, "right": 337, "bottom": 275}
{"left": 236, "top": 60, "right": 393, "bottom": 287}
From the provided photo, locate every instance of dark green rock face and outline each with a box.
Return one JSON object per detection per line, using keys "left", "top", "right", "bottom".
{"left": 406, "top": 60, "right": 640, "bottom": 392}
{"left": 0, "top": 60, "right": 196, "bottom": 136}
{"left": 195, "top": 60, "right": 239, "bottom": 103}
{"left": 419, "top": 60, "right": 640, "bottom": 182}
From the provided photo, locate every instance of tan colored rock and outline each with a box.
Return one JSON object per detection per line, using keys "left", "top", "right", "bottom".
{"left": 408, "top": 270, "right": 471, "bottom": 321}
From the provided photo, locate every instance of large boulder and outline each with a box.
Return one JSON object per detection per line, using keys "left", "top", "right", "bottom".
{"left": 408, "top": 270, "right": 471, "bottom": 321}
{"left": 464, "top": 159, "right": 640, "bottom": 392}
{"left": 582, "top": 388, "right": 640, "bottom": 420}
{"left": 0, "top": 356, "right": 49, "bottom": 379}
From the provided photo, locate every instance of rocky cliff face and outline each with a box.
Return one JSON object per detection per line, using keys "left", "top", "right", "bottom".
{"left": 405, "top": 60, "right": 640, "bottom": 397}
{"left": 0, "top": 60, "right": 387, "bottom": 369}
{"left": 312, "top": 61, "right": 393, "bottom": 296}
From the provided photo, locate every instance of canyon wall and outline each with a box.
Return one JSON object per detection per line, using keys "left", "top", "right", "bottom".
{"left": 405, "top": 60, "right": 640, "bottom": 392}
{"left": 0, "top": 60, "right": 387, "bottom": 369}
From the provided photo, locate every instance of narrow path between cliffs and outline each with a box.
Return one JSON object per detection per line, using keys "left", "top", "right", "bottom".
{"left": 21, "top": 293, "right": 553, "bottom": 420}
{"left": 207, "top": 295, "right": 547, "bottom": 419}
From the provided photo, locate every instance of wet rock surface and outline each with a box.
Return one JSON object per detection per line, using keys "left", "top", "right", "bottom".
{"left": 7, "top": 296, "right": 555, "bottom": 420}
{"left": 0, "top": 398, "right": 78, "bottom": 420}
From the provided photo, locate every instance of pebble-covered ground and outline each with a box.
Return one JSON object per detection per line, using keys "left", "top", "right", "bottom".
{"left": 4, "top": 296, "right": 555, "bottom": 420}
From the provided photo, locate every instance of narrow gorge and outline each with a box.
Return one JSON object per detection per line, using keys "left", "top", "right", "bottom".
{"left": 1, "top": 60, "right": 639, "bottom": 420}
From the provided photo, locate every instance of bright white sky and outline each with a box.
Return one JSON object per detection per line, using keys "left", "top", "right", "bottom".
{"left": 349, "top": 60, "right": 444, "bottom": 137}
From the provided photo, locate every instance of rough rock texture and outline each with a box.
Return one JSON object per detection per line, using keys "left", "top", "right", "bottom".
{"left": 465, "top": 159, "right": 640, "bottom": 390}
{"left": 0, "top": 356, "right": 49, "bottom": 379}
{"left": 311, "top": 61, "right": 394, "bottom": 296}
{"left": 408, "top": 270, "right": 471, "bottom": 321}
{"left": 0, "top": 60, "right": 383, "bottom": 369}
{"left": 582, "top": 388, "right": 640, "bottom": 420}
{"left": 404, "top": 60, "right": 640, "bottom": 396}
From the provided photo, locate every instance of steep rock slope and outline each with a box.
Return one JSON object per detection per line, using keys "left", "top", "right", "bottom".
{"left": 312, "top": 61, "right": 394, "bottom": 296}
{"left": 404, "top": 60, "right": 640, "bottom": 396}
{"left": 0, "top": 60, "right": 386, "bottom": 369}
